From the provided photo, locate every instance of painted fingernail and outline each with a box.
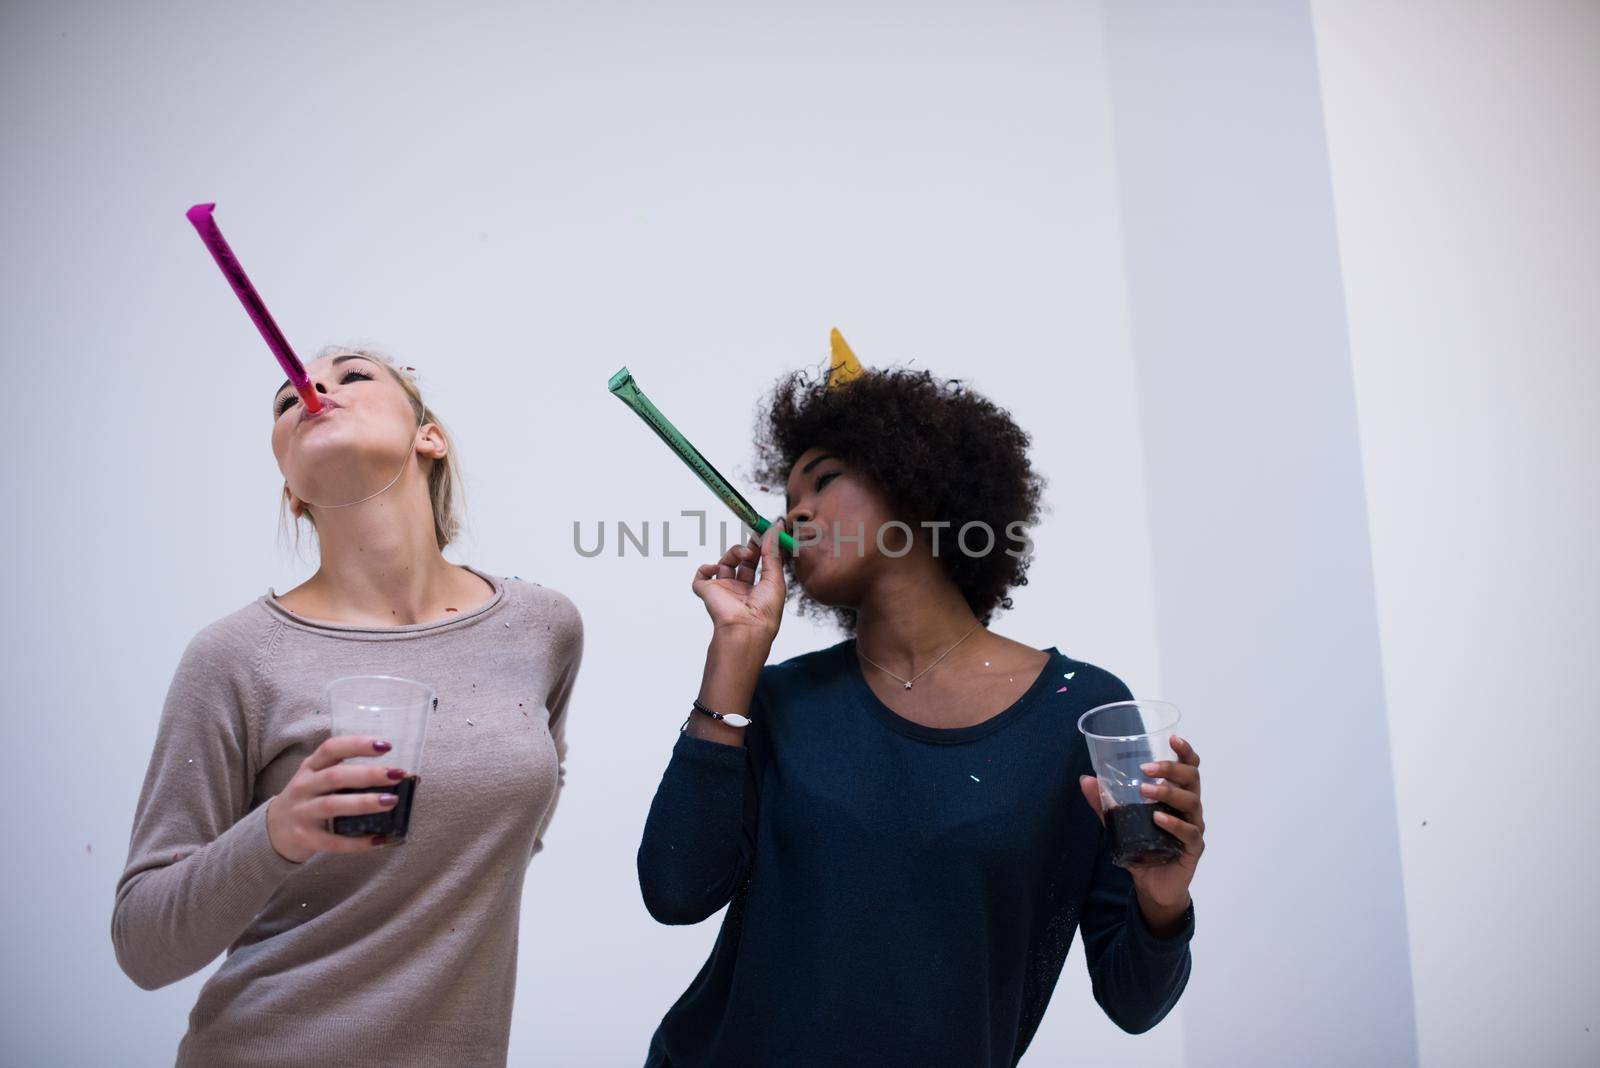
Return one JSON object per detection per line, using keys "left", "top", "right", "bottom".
{"left": 386, "top": 768, "right": 405, "bottom": 781}
{"left": 1140, "top": 782, "right": 1158, "bottom": 795}
{"left": 371, "top": 834, "right": 389, "bottom": 845}
{"left": 372, "top": 740, "right": 392, "bottom": 752}
{"left": 1141, "top": 762, "right": 1159, "bottom": 774}
{"left": 378, "top": 793, "right": 398, "bottom": 806}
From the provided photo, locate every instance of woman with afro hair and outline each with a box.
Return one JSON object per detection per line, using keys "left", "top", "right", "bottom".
{"left": 637, "top": 336, "right": 1203, "bottom": 1066}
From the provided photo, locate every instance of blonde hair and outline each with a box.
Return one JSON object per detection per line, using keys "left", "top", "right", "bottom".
{"left": 279, "top": 344, "right": 465, "bottom": 555}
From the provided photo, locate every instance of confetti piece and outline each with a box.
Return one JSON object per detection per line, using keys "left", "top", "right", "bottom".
{"left": 1064, "top": 672, "right": 1075, "bottom": 679}
{"left": 1056, "top": 686, "right": 1069, "bottom": 693}
{"left": 970, "top": 774, "right": 981, "bottom": 782}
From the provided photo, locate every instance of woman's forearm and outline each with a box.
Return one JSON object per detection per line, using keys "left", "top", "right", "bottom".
{"left": 113, "top": 800, "right": 300, "bottom": 989}
{"left": 637, "top": 629, "right": 770, "bottom": 923}
{"left": 688, "top": 627, "right": 772, "bottom": 748}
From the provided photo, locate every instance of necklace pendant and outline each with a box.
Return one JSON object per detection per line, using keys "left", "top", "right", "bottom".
{"left": 904, "top": 681, "right": 913, "bottom": 689}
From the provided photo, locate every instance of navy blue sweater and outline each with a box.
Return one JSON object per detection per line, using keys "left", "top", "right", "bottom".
{"left": 637, "top": 639, "right": 1194, "bottom": 1066}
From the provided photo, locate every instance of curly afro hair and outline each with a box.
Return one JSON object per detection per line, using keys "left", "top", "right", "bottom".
{"left": 749, "top": 363, "right": 1048, "bottom": 634}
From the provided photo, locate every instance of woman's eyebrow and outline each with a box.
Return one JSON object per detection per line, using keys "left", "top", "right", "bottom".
{"left": 786, "top": 453, "right": 841, "bottom": 509}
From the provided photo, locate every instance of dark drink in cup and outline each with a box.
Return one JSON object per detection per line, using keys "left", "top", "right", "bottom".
{"left": 324, "top": 675, "right": 434, "bottom": 843}
{"left": 1105, "top": 800, "right": 1184, "bottom": 867}
{"left": 330, "top": 774, "right": 421, "bottom": 840}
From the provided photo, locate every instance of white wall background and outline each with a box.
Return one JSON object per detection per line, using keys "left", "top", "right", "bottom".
{"left": 2, "top": 0, "right": 1594, "bottom": 1065}
{"left": 1102, "top": 2, "right": 1415, "bottom": 1062}
{"left": 1313, "top": 2, "right": 1600, "bottom": 1064}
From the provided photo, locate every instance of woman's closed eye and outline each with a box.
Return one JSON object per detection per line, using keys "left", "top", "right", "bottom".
{"left": 816, "top": 471, "right": 839, "bottom": 492}
{"left": 275, "top": 368, "right": 375, "bottom": 416}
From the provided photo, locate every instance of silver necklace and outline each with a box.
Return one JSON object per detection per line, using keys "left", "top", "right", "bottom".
{"left": 856, "top": 625, "right": 979, "bottom": 690}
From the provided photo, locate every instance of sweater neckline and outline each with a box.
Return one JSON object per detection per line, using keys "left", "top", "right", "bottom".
{"left": 261, "top": 564, "right": 508, "bottom": 637}
{"left": 840, "top": 638, "right": 1064, "bottom": 744}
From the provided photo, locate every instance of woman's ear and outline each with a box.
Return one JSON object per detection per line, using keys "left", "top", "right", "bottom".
{"left": 283, "top": 482, "right": 307, "bottom": 520}
{"left": 417, "top": 422, "right": 447, "bottom": 461}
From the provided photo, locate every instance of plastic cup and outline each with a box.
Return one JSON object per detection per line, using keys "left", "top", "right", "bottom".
{"left": 325, "top": 675, "right": 434, "bottom": 842}
{"left": 1077, "top": 699, "right": 1184, "bottom": 868}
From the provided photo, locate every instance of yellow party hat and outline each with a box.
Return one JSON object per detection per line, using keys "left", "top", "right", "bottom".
{"left": 826, "top": 327, "right": 865, "bottom": 388}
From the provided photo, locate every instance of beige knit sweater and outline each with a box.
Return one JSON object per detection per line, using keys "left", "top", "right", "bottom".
{"left": 112, "top": 565, "right": 583, "bottom": 1067}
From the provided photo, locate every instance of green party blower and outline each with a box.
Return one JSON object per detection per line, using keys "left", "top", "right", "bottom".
{"left": 608, "top": 367, "right": 799, "bottom": 555}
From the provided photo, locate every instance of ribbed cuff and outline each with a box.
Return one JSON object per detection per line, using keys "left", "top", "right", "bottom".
{"left": 213, "top": 798, "right": 305, "bottom": 890}
{"left": 672, "top": 728, "right": 750, "bottom": 766}
{"left": 1126, "top": 894, "right": 1195, "bottom": 956}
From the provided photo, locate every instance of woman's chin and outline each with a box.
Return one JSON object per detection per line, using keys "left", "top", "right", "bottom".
{"left": 794, "top": 568, "right": 850, "bottom": 607}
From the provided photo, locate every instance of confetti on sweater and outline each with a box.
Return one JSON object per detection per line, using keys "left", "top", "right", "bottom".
{"left": 969, "top": 774, "right": 981, "bottom": 782}
{"left": 1056, "top": 686, "right": 1069, "bottom": 693}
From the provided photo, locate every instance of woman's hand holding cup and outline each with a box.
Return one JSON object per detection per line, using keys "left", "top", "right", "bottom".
{"left": 266, "top": 735, "right": 408, "bottom": 862}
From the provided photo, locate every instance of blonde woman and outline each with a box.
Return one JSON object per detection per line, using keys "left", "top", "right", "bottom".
{"left": 113, "top": 346, "right": 583, "bottom": 1066}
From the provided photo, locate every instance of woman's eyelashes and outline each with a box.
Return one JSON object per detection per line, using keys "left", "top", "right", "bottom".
{"left": 274, "top": 367, "right": 375, "bottom": 416}
{"left": 816, "top": 471, "right": 839, "bottom": 492}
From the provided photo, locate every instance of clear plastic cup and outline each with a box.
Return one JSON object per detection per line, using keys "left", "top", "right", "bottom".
{"left": 325, "top": 674, "right": 434, "bottom": 842}
{"left": 1077, "top": 699, "right": 1184, "bottom": 868}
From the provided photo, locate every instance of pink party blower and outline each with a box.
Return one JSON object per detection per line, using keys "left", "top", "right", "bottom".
{"left": 185, "top": 203, "right": 322, "bottom": 414}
